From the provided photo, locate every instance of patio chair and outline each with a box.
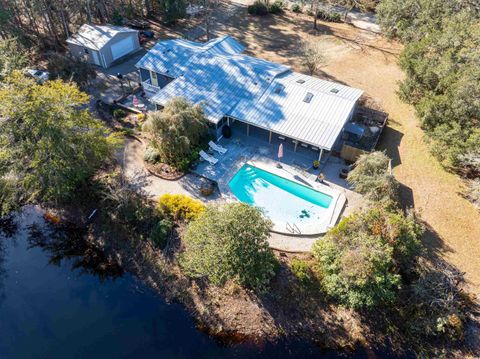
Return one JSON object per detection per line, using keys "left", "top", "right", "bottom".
{"left": 208, "top": 140, "right": 227, "bottom": 154}
{"left": 199, "top": 150, "right": 218, "bottom": 165}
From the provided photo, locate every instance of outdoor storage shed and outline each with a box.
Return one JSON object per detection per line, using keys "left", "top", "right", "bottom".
{"left": 67, "top": 24, "right": 140, "bottom": 68}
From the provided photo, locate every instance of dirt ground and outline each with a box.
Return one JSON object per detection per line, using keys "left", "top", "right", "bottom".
{"left": 204, "top": 11, "right": 480, "bottom": 295}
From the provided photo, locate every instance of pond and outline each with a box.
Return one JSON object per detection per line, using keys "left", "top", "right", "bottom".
{"left": 0, "top": 207, "right": 400, "bottom": 359}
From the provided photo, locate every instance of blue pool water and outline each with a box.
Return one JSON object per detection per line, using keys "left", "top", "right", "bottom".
{"left": 228, "top": 164, "right": 333, "bottom": 226}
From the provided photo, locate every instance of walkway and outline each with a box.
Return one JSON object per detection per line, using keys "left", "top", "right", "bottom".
{"left": 121, "top": 137, "right": 360, "bottom": 253}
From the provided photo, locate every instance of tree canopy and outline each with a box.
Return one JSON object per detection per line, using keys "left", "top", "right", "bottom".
{"left": 313, "top": 205, "right": 423, "bottom": 309}
{"left": 147, "top": 97, "right": 209, "bottom": 168}
{"left": 181, "top": 203, "right": 277, "bottom": 291}
{"left": 0, "top": 72, "right": 119, "bottom": 215}
{"left": 377, "top": 0, "right": 480, "bottom": 172}
{"left": 347, "top": 151, "right": 398, "bottom": 202}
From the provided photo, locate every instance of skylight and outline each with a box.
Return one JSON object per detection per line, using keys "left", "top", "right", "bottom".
{"left": 296, "top": 79, "right": 305, "bottom": 84}
{"left": 303, "top": 92, "right": 314, "bottom": 103}
{"left": 274, "top": 84, "right": 284, "bottom": 94}
{"left": 330, "top": 88, "right": 339, "bottom": 94}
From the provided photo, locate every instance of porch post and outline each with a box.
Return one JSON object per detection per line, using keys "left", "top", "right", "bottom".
{"left": 247, "top": 124, "right": 250, "bottom": 136}
{"left": 227, "top": 117, "right": 230, "bottom": 126}
{"left": 318, "top": 148, "right": 324, "bottom": 161}
{"left": 269, "top": 131, "right": 272, "bottom": 144}
{"left": 294, "top": 141, "right": 298, "bottom": 152}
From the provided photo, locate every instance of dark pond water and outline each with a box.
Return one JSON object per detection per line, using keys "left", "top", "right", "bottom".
{"left": 0, "top": 207, "right": 400, "bottom": 359}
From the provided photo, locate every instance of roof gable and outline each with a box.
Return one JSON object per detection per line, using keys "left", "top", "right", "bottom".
{"left": 66, "top": 24, "right": 137, "bottom": 50}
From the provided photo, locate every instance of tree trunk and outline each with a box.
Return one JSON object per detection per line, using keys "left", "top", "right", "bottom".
{"left": 85, "top": 0, "right": 93, "bottom": 23}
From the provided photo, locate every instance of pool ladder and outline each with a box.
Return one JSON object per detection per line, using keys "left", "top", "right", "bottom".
{"left": 286, "top": 222, "right": 301, "bottom": 234}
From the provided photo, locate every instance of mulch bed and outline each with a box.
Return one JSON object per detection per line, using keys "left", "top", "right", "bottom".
{"left": 145, "top": 161, "right": 185, "bottom": 181}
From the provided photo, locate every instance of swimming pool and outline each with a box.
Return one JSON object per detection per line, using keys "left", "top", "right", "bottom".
{"left": 228, "top": 164, "right": 334, "bottom": 232}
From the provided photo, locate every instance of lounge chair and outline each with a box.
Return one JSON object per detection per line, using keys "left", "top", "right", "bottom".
{"left": 208, "top": 140, "right": 227, "bottom": 154}
{"left": 199, "top": 150, "right": 218, "bottom": 165}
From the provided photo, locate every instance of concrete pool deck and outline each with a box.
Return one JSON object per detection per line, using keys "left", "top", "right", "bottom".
{"left": 122, "top": 137, "right": 363, "bottom": 253}
{"left": 217, "top": 160, "right": 346, "bottom": 235}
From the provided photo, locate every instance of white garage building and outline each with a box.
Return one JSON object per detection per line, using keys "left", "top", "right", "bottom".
{"left": 67, "top": 24, "right": 140, "bottom": 68}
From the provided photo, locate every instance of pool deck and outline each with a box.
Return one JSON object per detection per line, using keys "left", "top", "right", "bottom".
{"left": 192, "top": 128, "right": 362, "bottom": 237}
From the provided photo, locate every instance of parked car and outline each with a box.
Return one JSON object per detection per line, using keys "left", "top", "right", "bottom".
{"left": 26, "top": 69, "right": 50, "bottom": 83}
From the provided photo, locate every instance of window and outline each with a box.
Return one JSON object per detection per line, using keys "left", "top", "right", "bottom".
{"left": 303, "top": 92, "right": 314, "bottom": 103}
{"left": 330, "top": 88, "right": 339, "bottom": 94}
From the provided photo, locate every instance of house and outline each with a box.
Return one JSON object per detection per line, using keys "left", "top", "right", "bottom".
{"left": 135, "top": 35, "right": 363, "bottom": 160}
{"left": 67, "top": 24, "right": 140, "bottom": 68}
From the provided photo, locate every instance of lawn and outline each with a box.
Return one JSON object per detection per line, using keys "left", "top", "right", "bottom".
{"left": 210, "top": 10, "right": 480, "bottom": 295}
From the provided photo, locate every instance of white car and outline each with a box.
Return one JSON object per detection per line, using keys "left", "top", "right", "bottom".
{"left": 26, "top": 69, "right": 50, "bottom": 83}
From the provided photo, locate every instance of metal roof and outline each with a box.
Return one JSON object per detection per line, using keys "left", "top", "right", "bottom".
{"left": 142, "top": 36, "right": 364, "bottom": 150}
{"left": 228, "top": 72, "right": 363, "bottom": 150}
{"left": 135, "top": 35, "right": 244, "bottom": 77}
{"left": 66, "top": 24, "right": 137, "bottom": 50}
{"left": 151, "top": 52, "right": 290, "bottom": 122}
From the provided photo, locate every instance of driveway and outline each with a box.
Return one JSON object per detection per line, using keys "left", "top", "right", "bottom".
{"left": 86, "top": 50, "right": 146, "bottom": 111}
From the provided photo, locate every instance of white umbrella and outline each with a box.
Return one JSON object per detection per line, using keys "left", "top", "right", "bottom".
{"left": 278, "top": 143, "right": 284, "bottom": 160}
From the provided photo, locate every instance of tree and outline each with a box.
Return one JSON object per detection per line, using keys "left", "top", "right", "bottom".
{"left": 0, "top": 37, "right": 28, "bottom": 79}
{"left": 147, "top": 97, "right": 209, "bottom": 167}
{"left": 47, "top": 52, "right": 97, "bottom": 89}
{"left": 181, "top": 203, "right": 277, "bottom": 291}
{"left": 299, "top": 38, "right": 325, "bottom": 76}
{"left": 158, "top": 0, "right": 186, "bottom": 24}
{"left": 347, "top": 151, "right": 398, "bottom": 202}
{"left": 312, "top": 205, "right": 422, "bottom": 309}
{"left": 0, "top": 72, "right": 119, "bottom": 214}
{"left": 377, "top": 0, "right": 480, "bottom": 174}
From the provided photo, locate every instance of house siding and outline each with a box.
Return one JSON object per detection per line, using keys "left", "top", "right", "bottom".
{"left": 68, "top": 31, "right": 140, "bottom": 68}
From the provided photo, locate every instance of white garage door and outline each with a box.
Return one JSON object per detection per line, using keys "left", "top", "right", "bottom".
{"left": 111, "top": 37, "right": 135, "bottom": 60}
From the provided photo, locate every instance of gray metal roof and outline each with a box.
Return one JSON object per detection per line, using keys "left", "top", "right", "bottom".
{"left": 66, "top": 24, "right": 137, "bottom": 50}
{"left": 142, "top": 36, "right": 363, "bottom": 150}
{"left": 229, "top": 72, "right": 363, "bottom": 150}
{"left": 135, "top": 35, "right": 244, "bottom": 77}
{"left": 151, "top": 52, "right": 290, "bottom": 122}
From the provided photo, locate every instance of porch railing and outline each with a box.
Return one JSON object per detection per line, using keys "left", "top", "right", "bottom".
{"left": 141, "top": 79, "right": 160, "bottom": 94}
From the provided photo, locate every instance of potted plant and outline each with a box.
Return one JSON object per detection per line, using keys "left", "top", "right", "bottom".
{"left": 313, "top": 160, "right": 320, "bottom": 169}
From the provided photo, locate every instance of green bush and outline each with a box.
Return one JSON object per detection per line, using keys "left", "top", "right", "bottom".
{"left": 313, "top": 205, "right": 423, "bottom": 309}
{"left": 150, "top": 218, "right": 173, "bottom": 249}
{"left": 347, "top": 151, "right": 399, "bottom": 202}
{"left": 148, "top": 97, "right": 209, "bottom": 168}
{"left": 316, "top": 9, "right": 342, "bottom": 22}
{"left": 181, "top": 203, "right": 277, "bottom": 291}
{"left": 158, "top": 194, "right": 205, "bottom": 222}
{"left": 248, "top": 0, "right": 268, "bottom": 15}
{"left": 144, "top": 146, "right": 160, "bottom": 163}
{"left": 291, "top": 3, "right": 301, "bottom": 13}
{"left": 113, "top": 109, "right": 127, "bottom": 119}
{"left": 290, "top": 258, "right": 314, "bottom": 285}
{"left": 269, "top": 0, "right": 283, "bottom": 14}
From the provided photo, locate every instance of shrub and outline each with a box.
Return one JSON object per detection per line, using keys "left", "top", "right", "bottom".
{"left": 313, "top": 205, "right": 423, "bottom": 309}
{"left": 290, "top": 258, "right": 314, "bottom": 286}
{"left": 316, "top": 9, "right": 342, "bottom": 22}
{"left": 111, "top": 10, "right": 123, "bottom": 25}
{"left": 144, "top": 146, "right": 160, "bottom": 163}
{"left": 347, "top": 151, "right": 399, "bottom": 202}
{"left": 148, "top": 97, "right": 209, "bottom": 168}
{"left": 47, "top": 52, "right": 96, "bottom": 88}
{"left": 150, "top": 218, "right": 173, "bottom": 249}
{"left": 158, "top": 194, "right": 205, "bottom": 222}
{"left": 113, "top": 109, "right": 127, "bottom": 119}
{"left": 248, "top": 0, "right": 268, "bottom": 15}
{"left": 181, "top": 203, "right": 277, "bottom": 291}
{"left": 291, "top": 3, "right": 301, "bottom": 13}
{"left": 269, "top": 0, "right": 283, "bottom": 14}
{"left": 465, "top": 179, "right": 480, "bottom": 209}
